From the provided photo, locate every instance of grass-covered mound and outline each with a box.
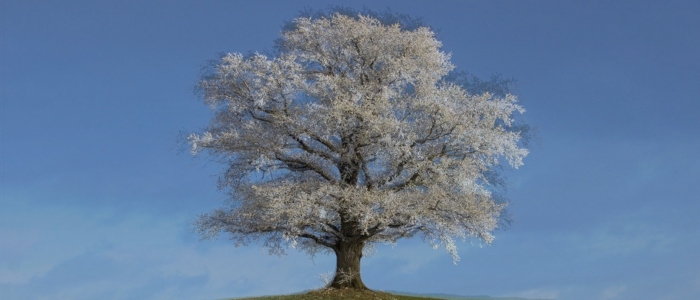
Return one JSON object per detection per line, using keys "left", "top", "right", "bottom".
{"left": 226, "top": 288, "right": 550, "bottom": 300}
{"left": 227, "top": 288, "right": 442, "bottom": 300}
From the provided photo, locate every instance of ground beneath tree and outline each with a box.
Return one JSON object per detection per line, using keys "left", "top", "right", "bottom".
{"left": 227, "top": 288, "right": 549, "bottom": 300}
{"left": 230, "top": 288, "right": 443, "bottom": 300}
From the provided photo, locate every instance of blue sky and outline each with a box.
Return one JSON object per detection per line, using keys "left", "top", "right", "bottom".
{"left": 2, "top": 1, "right": 699, "bottom": 299}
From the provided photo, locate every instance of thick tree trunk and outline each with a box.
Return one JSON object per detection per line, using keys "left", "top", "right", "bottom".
{"left": 329, "top": 240, "right": 368, "bottom": 290}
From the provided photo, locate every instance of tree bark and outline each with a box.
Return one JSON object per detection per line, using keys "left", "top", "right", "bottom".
{"left": 329, "top": 240, "right": 368, "bottom": 290}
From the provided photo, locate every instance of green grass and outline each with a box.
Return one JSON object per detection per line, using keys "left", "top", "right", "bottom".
{"left": 225, "top": 289, "right": 440, "bottom": 300}
{"left": 387, "top": 291, "right": 550, "bottom": 300}
{"left": 223, "top": 289, "right": 551, "bottom": 300}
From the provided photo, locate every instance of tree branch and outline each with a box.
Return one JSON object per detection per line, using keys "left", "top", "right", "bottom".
{"left": 274, "top": 151, "right": 338, "bottom": 182}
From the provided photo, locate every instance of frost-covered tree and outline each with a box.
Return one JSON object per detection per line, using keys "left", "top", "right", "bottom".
{"left": 189, "top": 11, "right": 528, "bottom": 290}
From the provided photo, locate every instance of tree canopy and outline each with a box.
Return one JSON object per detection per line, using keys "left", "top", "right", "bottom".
{"left": 189, "top": 10, "right": 529, "bottom": 289}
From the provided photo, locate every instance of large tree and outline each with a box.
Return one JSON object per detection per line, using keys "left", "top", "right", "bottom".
{"left": 189, "top": 11, "right": 529, "bottom": 290}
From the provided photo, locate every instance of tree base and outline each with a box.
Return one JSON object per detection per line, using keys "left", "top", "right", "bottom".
{"left": 330, "top": 240, "right": 368, "bottom": 290}
{"left": 307, "top": 288, "right": 390, "bottom": 299}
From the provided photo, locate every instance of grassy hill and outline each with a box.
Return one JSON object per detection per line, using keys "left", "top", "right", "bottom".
{"left": 223, "top": 289, "right": 553, "bottom": 300}
{"left": 389, "top": 291, "right": 551, "bottom": 300}
{"left": 388, "top": 291, "right": 552, "bottom": 300}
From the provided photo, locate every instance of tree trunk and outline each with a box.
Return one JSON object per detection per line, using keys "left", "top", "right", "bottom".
{"left": 329, "top": 240, "right": 368, "bottom": 290}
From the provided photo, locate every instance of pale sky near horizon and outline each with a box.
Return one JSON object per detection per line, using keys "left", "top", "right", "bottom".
{"left": 2, "top": 1, "right": 700, "bottom": 300}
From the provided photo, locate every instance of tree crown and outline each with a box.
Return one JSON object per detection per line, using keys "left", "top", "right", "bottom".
{"left": 190, "top": 11, "right": 528, "bottom": 263}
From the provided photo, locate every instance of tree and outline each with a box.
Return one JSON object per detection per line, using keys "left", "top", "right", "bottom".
{"left": 189, "top": 11, "right": 529, "bottom": 290}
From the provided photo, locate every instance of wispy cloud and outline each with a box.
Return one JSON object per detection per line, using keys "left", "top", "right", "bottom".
{"left": 0, "top": 201, "right": 331, "bottom": 299}
{"left": 511, "top": 287, "right": 560, "bottom": 299}
{"left": 601, "top": 285, "right": 627, "bottom": 299}
{"left": 585, "top": 225, "right": 674, "bottom": 257}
